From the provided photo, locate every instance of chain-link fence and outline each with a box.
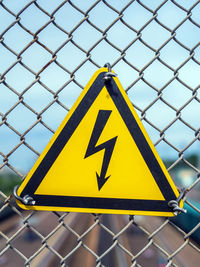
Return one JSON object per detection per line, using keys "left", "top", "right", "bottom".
{"left": 0, "top": 0, "right": 200, "bottom": 266}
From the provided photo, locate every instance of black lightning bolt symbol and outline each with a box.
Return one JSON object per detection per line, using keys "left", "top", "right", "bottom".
{"left": 84, "top": 110, "right": 118, "bottom": 191}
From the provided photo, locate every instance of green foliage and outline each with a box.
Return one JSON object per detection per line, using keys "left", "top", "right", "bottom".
{"left": 0, "top": 173, "right": 21, "bottom": 196}
{"left": 186, "top": 154, "right": 199, "bottom": 167}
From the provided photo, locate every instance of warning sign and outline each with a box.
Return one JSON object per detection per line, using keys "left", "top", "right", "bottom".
{"left": 16, "top": 67, "right": 182, "bottom": 216}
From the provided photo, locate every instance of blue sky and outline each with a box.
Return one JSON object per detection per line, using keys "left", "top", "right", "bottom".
{"left": 0, "top": 0, "right": 200, "bottom": 173}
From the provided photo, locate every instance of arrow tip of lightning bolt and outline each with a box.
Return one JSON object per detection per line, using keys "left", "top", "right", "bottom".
{"left": 96, "top": 172, "right": 111, "bottom": 191}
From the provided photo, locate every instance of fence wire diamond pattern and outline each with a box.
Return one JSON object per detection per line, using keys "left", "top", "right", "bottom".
{"left": 0, "top": 0, "right": 200, "bottom": 266}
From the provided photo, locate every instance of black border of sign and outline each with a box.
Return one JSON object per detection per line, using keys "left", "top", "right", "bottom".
{"left": 20, "top": 71, "right": 176, "bottom": 212}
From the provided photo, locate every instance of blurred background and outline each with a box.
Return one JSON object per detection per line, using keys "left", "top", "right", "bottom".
{"left": 0, "top": 0, "right": 200, "bottom": 266}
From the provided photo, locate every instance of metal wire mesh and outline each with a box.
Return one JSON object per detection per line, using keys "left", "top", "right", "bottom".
{"left": 0, "top": 0, "right": 200, "bottom": 266}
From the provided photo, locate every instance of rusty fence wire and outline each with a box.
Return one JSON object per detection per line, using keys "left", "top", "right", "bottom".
{"left": 0, "top": 0, "right": 200, "bottom": 266}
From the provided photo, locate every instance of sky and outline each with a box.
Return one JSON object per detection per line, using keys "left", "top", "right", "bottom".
{"left": 0, "top": 0, "right": 200, "bottom": 173}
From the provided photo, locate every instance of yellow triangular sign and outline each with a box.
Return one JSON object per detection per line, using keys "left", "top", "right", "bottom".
{"left": 16, "top": 67, "right": 182, "bottom": 216}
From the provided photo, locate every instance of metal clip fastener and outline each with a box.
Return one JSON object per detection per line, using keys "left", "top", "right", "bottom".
{"left": 103, "top": 63, "right": 117, "bottom": 81}
{"left": 13, "top": 185, "right": 36, "bottom": 205}
{"left": 168, "top": 188, "right": 187, "bottom": 216}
